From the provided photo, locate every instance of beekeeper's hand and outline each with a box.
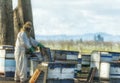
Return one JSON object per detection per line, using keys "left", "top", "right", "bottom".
{"left": 37, "top": 43, "right": 45, "bottom": 48}
{"left": 28, "top": 47, "right": 34, "bottom": 53}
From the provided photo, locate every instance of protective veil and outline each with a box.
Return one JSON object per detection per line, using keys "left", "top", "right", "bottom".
{"left": 14, "top": 31, "right": 39, "bottom": 82}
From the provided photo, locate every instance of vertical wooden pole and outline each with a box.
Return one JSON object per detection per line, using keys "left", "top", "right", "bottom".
{"left": 0, "top": 0, "right": 14, "bottom": 45}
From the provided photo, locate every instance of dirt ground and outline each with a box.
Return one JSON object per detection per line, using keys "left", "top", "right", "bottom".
{"left": 0, "top": 77, "right": 15, "bottom": 83}
{"left": 0, "top": 77, "right": 119, "bottom": 83}
{"left": 0, "top": 77, "right": 29, "bottom": 83}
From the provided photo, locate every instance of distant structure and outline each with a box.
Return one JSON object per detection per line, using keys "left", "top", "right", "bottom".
{"left": 94, "top": 34, "right": 104, "bottom": 42}
{"left": 80, "top": 38, "right": 83, "bottom": 43}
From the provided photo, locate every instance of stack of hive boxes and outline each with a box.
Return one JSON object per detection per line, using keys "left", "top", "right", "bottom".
{"left": 29, "top": 49, "right": 81, "bottom": 83}
{"left": 47, "top": 50, "right": 80, "bottom": 83}
{"left": 109, "top": 52, "right": 120, "bottom": 79}
{"left": 0, "top": 45, "right": 15, "bottom": 77}
{"left": 90, "top": 51, "right": 112, "bottom": 80}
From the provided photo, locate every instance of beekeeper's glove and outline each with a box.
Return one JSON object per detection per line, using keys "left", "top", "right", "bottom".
{"left": 37, "top": 43, "right": 45, "bottom": 48}
{"left": 29, "top": 47, "right": 34, "bottom": 53}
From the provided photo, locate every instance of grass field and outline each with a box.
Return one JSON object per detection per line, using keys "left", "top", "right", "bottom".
{"left": 40, "top": 40, "right": 120, "bottom": 54}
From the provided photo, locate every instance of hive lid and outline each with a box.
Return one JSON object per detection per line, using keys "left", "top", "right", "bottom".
{"left": 0, "top": 45, "right": 14, "bottom": 49}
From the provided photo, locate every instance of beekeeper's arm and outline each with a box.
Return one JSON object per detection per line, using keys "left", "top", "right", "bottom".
{"left": 20, "top": 32, "right": 34, "bottom": 53}
{"left": 30, "top": 37, "right": 45, "bottom": 48}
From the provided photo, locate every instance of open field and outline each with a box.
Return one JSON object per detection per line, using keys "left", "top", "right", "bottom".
{"left": 40, "top": 40, "right": 120, "bottom": 54}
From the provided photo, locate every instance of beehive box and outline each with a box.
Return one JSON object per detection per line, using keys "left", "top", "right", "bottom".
{"left": 0, "top": 45, "right": 14, "bottom": 58}
{"left": 50, "top": 50, "right": 79, "bottom": 61}
{"left": 0, "top": 45, "right": 15, "bottom": 77}
{"left": 0, "top": 58, "right": 15, "bottom": 77}
{"left": 47, "top": 62, "right": 76, "bottom": 79}
{"left": 81, "top": 54, "right": 91, "bottom": 65}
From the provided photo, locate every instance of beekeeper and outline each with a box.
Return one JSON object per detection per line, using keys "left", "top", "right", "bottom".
{"left": 14, "top": 21, "right": 44, "bottom": 82}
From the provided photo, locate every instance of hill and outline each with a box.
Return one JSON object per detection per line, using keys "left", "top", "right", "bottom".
{"left": 35, "top": 32, "right": 120, "bottom": 42}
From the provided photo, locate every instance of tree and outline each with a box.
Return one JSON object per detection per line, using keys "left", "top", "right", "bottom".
{"left": 0, "top": 0, "right": 14, "bottom": 45}
{"left": 80, "top": 38, "right": 83, "bottom": 43}
{"left": 14, "top": 0, "right": 35, "bottom": 41}
{"left": 94, "top": 34, "right": 104, "bottom": 42}
{"left": 0, "top": 0, "right": 34, "bottom": 45}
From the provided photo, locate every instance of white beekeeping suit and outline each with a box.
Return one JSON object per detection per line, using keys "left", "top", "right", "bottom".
{"left": 14, "top": 21, "right": 43, "bottom": 83}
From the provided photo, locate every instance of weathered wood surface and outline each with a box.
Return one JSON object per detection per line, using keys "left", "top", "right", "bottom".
{"left": 14, "top": 0, "right": 35, "bottom": 40}
{"left": 0, "top": 0, "right": 14, "bottom": 45}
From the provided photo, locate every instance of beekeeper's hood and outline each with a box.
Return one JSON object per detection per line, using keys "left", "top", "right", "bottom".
{"left": 23, "top": 21, "right": 32, "bottom": 32}
{"left": 21, "top": 21, "right": 32, "bottom": 37}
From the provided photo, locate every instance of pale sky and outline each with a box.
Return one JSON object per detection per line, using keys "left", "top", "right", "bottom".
{"left": 13, "top": 0, "right": 120, "bottom": 36}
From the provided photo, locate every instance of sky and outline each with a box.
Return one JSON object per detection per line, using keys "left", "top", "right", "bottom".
{"left": 13, "top": 0, "right": 120, "bottom": 36}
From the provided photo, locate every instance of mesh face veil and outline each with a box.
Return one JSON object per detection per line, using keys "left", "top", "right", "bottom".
{"left": 25, "top": 27, "right": 31, "bottom": 32}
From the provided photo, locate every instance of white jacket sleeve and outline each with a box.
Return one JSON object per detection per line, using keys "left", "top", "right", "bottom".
{"left": 19, "top": 32, "right": 32, "bottom": 49}
{"left": 29, "top": 37, "right": 39, "bottom": 47}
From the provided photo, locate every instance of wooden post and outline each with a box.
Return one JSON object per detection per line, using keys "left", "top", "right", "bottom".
{"left": 18, "top": 0, "right": 35, "bottom": 38}
{"left": 13, "top": 0, "right": 35, "bottom": 41}
{"left": 29, "top": 63, "right": 48, "bottom": 83}
{"left": 0, "top": 0, "right": 14, "bottom": 45}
